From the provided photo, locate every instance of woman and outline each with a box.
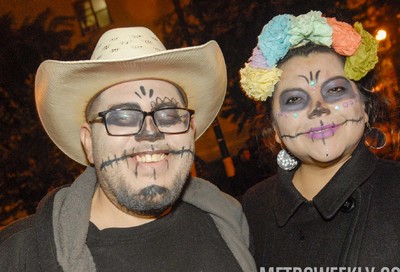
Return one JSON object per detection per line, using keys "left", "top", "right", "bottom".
{"left": 241, "top": 11, "right": 400, "bottom": 268}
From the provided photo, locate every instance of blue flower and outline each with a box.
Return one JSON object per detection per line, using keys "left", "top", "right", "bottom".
{"left": 258, "top": 14, "right": 293, "bottom": 67}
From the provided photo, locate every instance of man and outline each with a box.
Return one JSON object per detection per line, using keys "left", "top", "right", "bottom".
{"left": 0, "top": 27, "right": 256, "bottom": 271}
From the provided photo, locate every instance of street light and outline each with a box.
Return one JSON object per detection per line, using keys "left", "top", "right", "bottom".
{"left": 375, "top": 29, "right": 391, "bottom": 51}
{"left": 375, "top": 29, "right": 387, "bottom": 41}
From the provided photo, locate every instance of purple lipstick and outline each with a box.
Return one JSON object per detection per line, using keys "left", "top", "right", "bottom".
{"left": 306, "top": 123, "right": 340, "bottom": 140}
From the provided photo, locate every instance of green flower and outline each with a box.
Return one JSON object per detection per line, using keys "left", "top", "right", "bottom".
{"left": 289, "top": 11, "right": 332, "bottom": 47}
{"left": 345, "top": 22, "right": 379, "bottom": 81}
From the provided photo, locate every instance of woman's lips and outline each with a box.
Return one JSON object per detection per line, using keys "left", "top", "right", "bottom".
{"left": 306, "top": 124, "right": 340, "bottom": 140}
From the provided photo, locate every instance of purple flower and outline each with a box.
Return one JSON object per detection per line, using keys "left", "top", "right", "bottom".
{"left": 248, "top": 47, "right": 268, "bottom": 68}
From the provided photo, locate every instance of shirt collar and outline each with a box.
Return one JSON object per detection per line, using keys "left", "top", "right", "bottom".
{"left": 274, "top": 143, "right": 377, "bottom": 227}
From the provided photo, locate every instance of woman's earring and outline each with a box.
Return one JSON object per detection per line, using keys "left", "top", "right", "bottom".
{"left": 364, "top": 122, "right": 386, "bottom": 149}
{"left": 277, "top": 149, "right": 298, "bottom": 170}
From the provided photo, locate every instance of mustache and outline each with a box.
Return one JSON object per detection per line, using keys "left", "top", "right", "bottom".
{"left": 281, "top": 116, "right": 364, "bottom": 139}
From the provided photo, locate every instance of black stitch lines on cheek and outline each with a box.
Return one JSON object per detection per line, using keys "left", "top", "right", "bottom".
{"left": 169, "top": 146, "right": 195, "bottom": 158}
{"left": 100, "top": 150, "right": 131, "bottom": 171}
{"left": 280, "top": 116, "right": 364, "bottom": 140}
{"left": 135, "top": 86, "right": 154, "bottom": 99}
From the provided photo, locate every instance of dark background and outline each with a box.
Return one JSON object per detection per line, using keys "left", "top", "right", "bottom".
{"left": 1, "top": 0, "right": 399, "bottom": 226}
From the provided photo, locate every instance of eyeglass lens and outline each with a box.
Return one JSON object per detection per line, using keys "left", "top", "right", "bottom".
{"left": 104, "top": 109, "right": 190, "bottom": 135}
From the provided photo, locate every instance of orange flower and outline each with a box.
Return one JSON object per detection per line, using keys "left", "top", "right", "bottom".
{"left": 326, "top": 17, "right": 361, "bottom": 56}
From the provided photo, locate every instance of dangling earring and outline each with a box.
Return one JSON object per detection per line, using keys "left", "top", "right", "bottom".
{"left": 364, "top": 122, "right": 386, "bottom": 149}
{"left": 277, "top": 149, "right": 298, "bottom": 170}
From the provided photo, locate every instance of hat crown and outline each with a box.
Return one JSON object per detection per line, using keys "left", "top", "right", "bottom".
{"left": 90, "top": 27, "right": 167, "bottom": 60}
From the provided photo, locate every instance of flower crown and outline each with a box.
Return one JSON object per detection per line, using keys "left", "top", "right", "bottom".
{"left": 239, "top": 11, "right": 379, "bottom": 101}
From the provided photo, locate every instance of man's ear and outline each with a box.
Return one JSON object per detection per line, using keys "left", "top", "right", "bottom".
{"left": 80, "top": 123, "right": 94, "bottom": 164}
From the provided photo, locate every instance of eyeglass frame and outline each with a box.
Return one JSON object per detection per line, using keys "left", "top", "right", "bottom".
{"left": 88, "top": 107, "right": 195, "bottom": 136}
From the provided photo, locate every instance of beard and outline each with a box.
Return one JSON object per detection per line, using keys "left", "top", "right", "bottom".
{"left": 95, "top": 148, "right": 194, "bottom": 217}
{"left": 112, "top": 176, "right": 187, "bottom": 217}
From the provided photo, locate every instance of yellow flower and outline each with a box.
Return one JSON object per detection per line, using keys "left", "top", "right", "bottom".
{"left": 239, "top": 64, "right": 282, "bottom": 101}
{"left": 344, "top": 22, "right": 379, "bottom": 81}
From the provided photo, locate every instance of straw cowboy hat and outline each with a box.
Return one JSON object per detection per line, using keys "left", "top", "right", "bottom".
{"left": 35, "top": 27, "right": 227, "bottom": 166}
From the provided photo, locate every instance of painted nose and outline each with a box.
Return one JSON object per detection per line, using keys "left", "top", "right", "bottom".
{"left": 307, "top": 101, "right": 331, "bottom": 119}
{"left": 134, "top": 116, "right": 165, "bottom": 142}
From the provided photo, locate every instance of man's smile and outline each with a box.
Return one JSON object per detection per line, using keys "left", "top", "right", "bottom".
{"left": 99, "top": 145, "right": 194, "bottom": 171}
{"left": 135, "top": 153, "right": 167, "bottom": 163}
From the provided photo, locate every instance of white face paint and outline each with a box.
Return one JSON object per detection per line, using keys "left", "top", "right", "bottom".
{"left": 273, "top": 52, "right": 368, "bottom": 165}
{"left": 84, "top": 79, "right": 195, "bottom": 216}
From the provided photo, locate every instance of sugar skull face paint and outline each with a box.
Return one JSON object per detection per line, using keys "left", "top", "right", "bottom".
{"left": 273, "top": 52, "right": 368, "bottom": 164}
{"left": 82, "top": 79, "right": 195, "bottom": 216}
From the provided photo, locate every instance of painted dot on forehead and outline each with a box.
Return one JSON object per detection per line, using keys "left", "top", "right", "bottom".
{"left": 334, "top": 105, "right": 340, "bottom": 111}
{"left": 299, "top": 70, "right": 320, "bottom": 89}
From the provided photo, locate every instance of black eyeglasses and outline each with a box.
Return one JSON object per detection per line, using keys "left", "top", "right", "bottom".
{"left": 88, "top": 107, "right": 195, "bottom": 136}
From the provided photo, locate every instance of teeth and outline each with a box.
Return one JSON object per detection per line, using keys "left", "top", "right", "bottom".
{"left": 136, "top": 153, "right": 166, "bottom": 163}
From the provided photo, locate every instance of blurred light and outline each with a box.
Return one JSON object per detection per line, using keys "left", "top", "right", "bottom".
{"left": 375, "top": 29, "right": 387, "bottom": 41}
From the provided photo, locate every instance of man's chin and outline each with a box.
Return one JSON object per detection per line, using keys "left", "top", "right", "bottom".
{"left": 119, "top": 184, "right": 181, "bottom": 217}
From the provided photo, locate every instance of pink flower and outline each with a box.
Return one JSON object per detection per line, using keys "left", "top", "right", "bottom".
{"left": 326, "top": 17, "right": 361, "bottom": 56}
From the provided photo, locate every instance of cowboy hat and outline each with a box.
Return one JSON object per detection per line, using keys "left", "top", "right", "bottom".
{"left": 35, "top": 27, "right": 227, "bottom": 166}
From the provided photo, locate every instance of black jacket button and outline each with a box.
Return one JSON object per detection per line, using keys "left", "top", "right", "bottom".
{"left": 340, "top": 197, "right": 355, "bottom": 213}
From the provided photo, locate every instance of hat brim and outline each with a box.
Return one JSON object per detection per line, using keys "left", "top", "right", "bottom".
{"left": 35, "top": 41, "right": 226, "bottom": 165}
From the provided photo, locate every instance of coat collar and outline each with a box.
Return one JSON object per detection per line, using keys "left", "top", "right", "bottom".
{"left": 274, "top": 143, "right": 377, "bottom": 227}
{"left": 34, "top": 168, "right": 257, "bottom": 272}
